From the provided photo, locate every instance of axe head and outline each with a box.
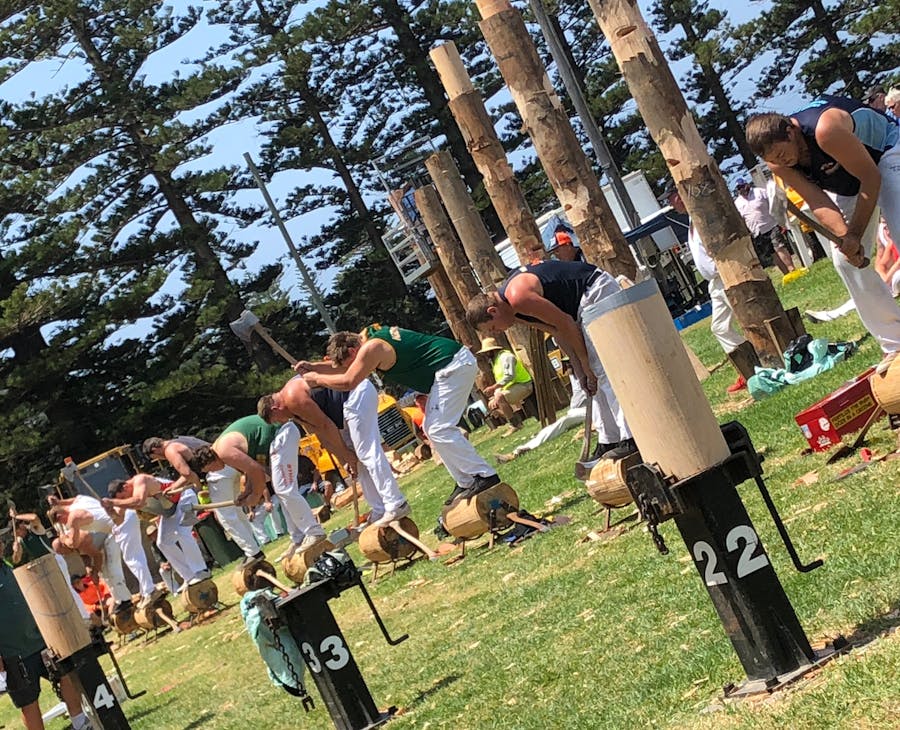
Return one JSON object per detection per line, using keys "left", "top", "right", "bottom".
{"left": 229, "top": 309, "right": 260, "bottom": 343}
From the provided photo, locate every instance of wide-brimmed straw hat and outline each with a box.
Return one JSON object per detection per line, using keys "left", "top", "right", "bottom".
{"left": 478, "top": 337, "right": 503, "bottom": 354}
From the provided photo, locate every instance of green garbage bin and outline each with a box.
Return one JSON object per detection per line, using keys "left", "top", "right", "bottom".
{"left": 195, "top": 512, "right": 243, "bottom": 568}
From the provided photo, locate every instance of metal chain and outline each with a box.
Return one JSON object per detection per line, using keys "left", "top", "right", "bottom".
{"left": 638, "top": 495, "right": 669, "bottom": 555}
{"left": 256, "top": 594, "right": 315, "bottom": 712}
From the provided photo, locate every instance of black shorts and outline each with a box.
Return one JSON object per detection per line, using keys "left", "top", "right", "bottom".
{"left": 3, "top": 651, "right": 49, "bottom": 708}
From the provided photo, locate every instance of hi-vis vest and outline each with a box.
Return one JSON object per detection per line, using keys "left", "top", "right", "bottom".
{"left": 492, "top": 350, "right": 532, "bottom": 390}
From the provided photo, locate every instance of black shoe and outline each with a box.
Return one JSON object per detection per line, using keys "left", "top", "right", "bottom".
{"left": 113, "top": 600, "right": 133, "bottom": 615}
{"left": 443, "top": 485, "right": 467, "bottom": 506}
{"left": 462, "top": 473, "right": 501, "bottom": 499}
{"left": 241, "top": 551, "right": 265, "bottom": 568}
{"left": 433, "top": 517, "right": 450, "bottom": 540}
{"left": 589, "top": 442, "right": 615, "bottom": 460}
{"left": 602, "top": 438, "right": 640, "bottom": 460}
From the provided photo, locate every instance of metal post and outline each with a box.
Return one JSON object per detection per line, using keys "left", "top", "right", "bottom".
{"left": 277, "top": 580, "right": 393, "bottom": 729}
{"left": 526, "top": 0, "right": 640, "bottom": 230}
{"left": 244, "top": 153, "right": 337, "bottom": 333}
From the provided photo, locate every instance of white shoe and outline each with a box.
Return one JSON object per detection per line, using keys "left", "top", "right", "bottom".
{"left": 876, "top": 351, "right": 898, "bottom": 375}
{"left": 369, "top": 502, "right": 411, "bottom": 527}
{"left": 188, "top": 570, "right": 212, "bottom": 585}
{"left": 295, "top": 532, "right": 327, "bottom": 553}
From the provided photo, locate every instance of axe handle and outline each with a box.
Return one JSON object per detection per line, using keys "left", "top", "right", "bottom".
{"left": 251, "top": 323, "right": 297, "bottom": 366}
{"left": 155, "top": 607, "right": 181, "bottom": 633}
{"left": 388, "top": 520, "right": 438, "bottom": 560}
{"left": 191, "top": 500, "right": 236, "bottom": 511}
{"left": 256, "top": 570, "right": 293, "bottom": 594}
{"left": 785, "top": 199, "right": 869, "bottom": 268}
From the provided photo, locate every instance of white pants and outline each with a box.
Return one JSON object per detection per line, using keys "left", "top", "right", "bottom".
{"left": 343, "top": 380, "right": 407, "bottom": 514}
{"left": 205, "top": 467, "right": 261, "bottom": 558}
{"left": 113, "top": 509, "right": 155, "bottom": 597}
{"left": 157, "top": 490, "right": 207, "bottom": 582}
{"left": 830, "top": 149, "right": 900, "bottom": 354}
{"left": 56, "top": 553, "right": 90, "bottom": 620}
{"left": 97, "top": 533, "right": 131, "bottom": 603}
{"left": 423, "top": 347, "right": 496, "bottom": 488}
{"left": 708, "top": 275, "right": 747, "bottom": 354}
{"left": 578, "top": 272, "right": 631, "bottom": 444}
{"left": 515, "top": 407, "right": 586, "bottom": 456}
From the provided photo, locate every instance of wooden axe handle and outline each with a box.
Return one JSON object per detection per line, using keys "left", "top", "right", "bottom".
{"left": 255, "top": 570, "right": 293, "bottom": 594}
{"left": 388, "top": 520, "right": 438, "bottom": 560}
{"left": 785, "top": 199, "right": 869, "bottom": 268}
{"left": 155, "top": 607, "right": 181, "bottom": 633}
{"left": 506, "top": 512, "right": 550, "bottom": 533}
{"left": 251, "top": 323, "right": 297, "bottom": 366}
{"left": 191, "top": 500, "right": 236, "bottom": 511}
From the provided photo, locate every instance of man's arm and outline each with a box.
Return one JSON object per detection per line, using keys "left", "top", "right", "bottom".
{"left": 297, "top": 405, "right": 358, "bottom": 478}
{"left": 767, "top": 165, "right": 848, "bottom": 237}
{"left": 303, "top": 340, "right": 391, "bottom": 391}
{"left": 104, "top": 478, "right": 149, "bottom": 511}
{"left": 294, "top": 359, "right": 348, "bottom": 375}
{"left": 11, "top": 536, "right": 24, "bottom": 565}
{"left": 817, "top": 108, "right": 882, "bottom": 246}
{"left": 505, "top": 278, "right": 596, "bottom": 393}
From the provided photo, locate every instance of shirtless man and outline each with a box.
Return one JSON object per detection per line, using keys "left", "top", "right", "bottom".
{"left": 105, "top": 474, "right": 210, "bottom": 586}
{"left": 142, "top": 435, "right": 209, "bottom": 493}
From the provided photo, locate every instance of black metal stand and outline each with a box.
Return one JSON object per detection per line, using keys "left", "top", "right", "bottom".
{"left": 43, "top": 629, "right": 140, "bottom": 729}
{"left": 276, "top": 570, "right": 406, "bottom": 729}
{"left": 626, "top": 421, "right": 845, "bottom": 696}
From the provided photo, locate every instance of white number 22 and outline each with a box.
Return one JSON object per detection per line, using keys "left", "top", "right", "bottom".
{"left": 692, "top": 525, "right": 770, "bottom": 586}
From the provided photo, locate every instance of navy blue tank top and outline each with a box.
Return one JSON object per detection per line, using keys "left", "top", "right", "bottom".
{"left": 309, "top": 387, "right": 348, "bottom": 430}
{"left": 498, "top": 260, "right": 599, "bottom": 322}
{"left": 792, "top": 95, "right": 898, "bottom": 196}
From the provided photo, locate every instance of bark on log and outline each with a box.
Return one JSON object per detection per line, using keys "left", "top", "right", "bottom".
{"left": 586, "top": 0, "right": 801, "bottom": 366}
{"left": 475, "top": 0, "right": 638, "bottom": 282}
{"left": 431, "top": 42, "right": 545, "bottom": 266}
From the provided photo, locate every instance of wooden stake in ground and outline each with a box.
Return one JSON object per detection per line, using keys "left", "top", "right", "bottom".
{"left": 474, "top": 0, "right": 637, "bottom": 282}
{"left": 430, "top": 42, "right": 545, "bottom": 266}
{"left": 586, "top": 0, "right": 803, "bottom": 366}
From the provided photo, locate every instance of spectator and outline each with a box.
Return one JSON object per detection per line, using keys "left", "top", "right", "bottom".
{"left": 734, "top": 178, "right": 796, "bottom": 275}
{"left": 477, "top": 338, "right": 534, "bottom": 434}
{"left": 866, "top": 85, "right": 887, "bottom": 113}
{"left": 875, "top": 217, "right": 900, "bottom": 296}
{"left": 885, "top": 88, "right": 900, "bottom": 120}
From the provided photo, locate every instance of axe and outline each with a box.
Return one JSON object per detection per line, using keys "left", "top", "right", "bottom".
{"left": 786, "top": 200, "right": 869, "bottom": 268}
{"left": 229, "top": 309, "right": 297, "bottom": 366}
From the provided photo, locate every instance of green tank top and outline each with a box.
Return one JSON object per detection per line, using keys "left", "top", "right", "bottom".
{"left": 222, "top": 415, "right": 278, "bottom": 466}
{"left": 366, "top": 325, "right": 462, "bottom": 394}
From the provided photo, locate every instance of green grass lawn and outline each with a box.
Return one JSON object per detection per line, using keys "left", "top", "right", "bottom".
{"left": 5, "top": 259, "right": 900, "bottom": 729}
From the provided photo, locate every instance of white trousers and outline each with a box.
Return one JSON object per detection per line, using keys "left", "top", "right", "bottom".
{"left": 157, "top": 490, "right": 207, "bottom": 582}
{"left": 708, "top": 275, "right": 747, "bottom": 354}
{"left": 514, "top": 407, "right": 586, "bottom": 456}
{"left": 830, "top": 147, "right": 900, "bottom": 354}
{"left": 205, "top": 467, "right": 261, "bottom": 557}
{"left": 97, "top": 533, "right": 131, "bottom": 603}
{"left": 273, "top": 480, "right": 323, "bottom": 545}
{"left": 578, "top": 272, "right": 631, "bottom": 444}
{"left": 343, "top": 380, "right": 407, "bottom": 513}
{"left": 113, "top": 509, "right": 155, "bottom": 596}
{"left": 423, "top": 347, "right": 496, "bottom": 488}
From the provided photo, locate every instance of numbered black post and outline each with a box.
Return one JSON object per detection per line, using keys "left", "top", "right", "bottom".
{"left": 277, "top": 579, "right": 393, "bottom": 730}
{"left": 43, "top": 643, "right": 131, "bottom": 730}
{"left": 627, "top": 422, "right": 836, "bottom": 696}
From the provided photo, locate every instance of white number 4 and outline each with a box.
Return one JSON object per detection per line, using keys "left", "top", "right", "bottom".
{"left": 692, "top": 525, "right": 770, "bottom": 587}
{"left": 93, "top": 684, "right": 116, "bottom": 710}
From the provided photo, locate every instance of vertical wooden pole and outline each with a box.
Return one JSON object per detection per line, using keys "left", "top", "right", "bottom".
{"left": 415, "top": 184, "right": 502, "bottom": 388}
{"left": 474, "top": 0, "right": 638, "bottom": 282}
{"left": 430, "top": 42, "right": 545, "bottom": 266}
{"left": 586, "top": 0, "right": 802, "bottom": 365}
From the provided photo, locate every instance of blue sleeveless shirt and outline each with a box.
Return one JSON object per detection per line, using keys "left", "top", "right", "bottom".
{"left": 792, "top": 95, "right": 899, "bottom": 196}
{"left": 498, "top": 260, "right": 600, "bottom": 323}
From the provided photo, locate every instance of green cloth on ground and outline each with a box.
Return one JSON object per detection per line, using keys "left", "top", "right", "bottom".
{"left": 748, "top": 338, "right": 856, "bottom": 399}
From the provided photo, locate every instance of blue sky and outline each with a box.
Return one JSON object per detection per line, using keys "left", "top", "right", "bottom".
{"left": 0, "top": 0, "right": 851, "bottom": 335}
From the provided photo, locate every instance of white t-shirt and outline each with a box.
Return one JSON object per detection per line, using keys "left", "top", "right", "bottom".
{"left": 686, "top": 220, "right": 718, "bottom": 282}
{"left": 72, "top": 494, "right": 114, "bottom": 534}
{"left": 270, "top": 421, "right": 301, "bottom": 495}
{"left": 734, "top": 187, "right": 778, "bottom": 236}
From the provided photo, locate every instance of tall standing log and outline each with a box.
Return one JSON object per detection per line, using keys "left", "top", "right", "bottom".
{"left": 586, "top": 0, "right": 801, "bottom": 365}
{"left": 475, "top": 0, "right": 638, "bottom": 282}
{"left": 430, "top": 42, "right": 545, "bottom": 266}
{"left": 415, "top": 184, "right": 502, "bottom": 387}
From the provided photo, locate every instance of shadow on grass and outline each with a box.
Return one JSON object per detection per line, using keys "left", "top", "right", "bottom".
{"left": 548, "top": 490, "right": 591, "bottom": 513}
{"left": 125, "top": 700, "right": 170, "bottom": 724}
{"left": 404, "top": 674, "right": 462, "bottom": 710}
{"left": 182, "top": 711, "right": 217, "bottom": 728}
{"left": 842, "top": 601, "right": 900, "bottom": 648}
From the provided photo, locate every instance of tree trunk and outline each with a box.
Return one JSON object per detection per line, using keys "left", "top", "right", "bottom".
{"left": 587, "top": 0, "right": 800, "bottom": 366}
{"left": 809, "top": 0, "right": 863, "bottom": 97}
{"left": 431, "top": 42, "right": 545, "bottom": 266}
{"left": 376, "top": 0, "right": 505, "bottom": 240}
{"left": 414, "top": 184, "right": 499, "bottom": 387}
{"left": 475, "top": 0, "right": 638, "bottom": 282}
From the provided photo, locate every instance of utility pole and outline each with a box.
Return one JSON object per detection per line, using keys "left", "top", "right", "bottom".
{"left": 244, "top": 153, "right": 337, "bottom": 333}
